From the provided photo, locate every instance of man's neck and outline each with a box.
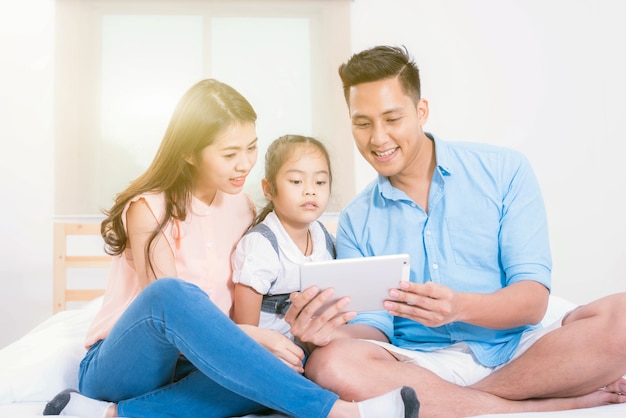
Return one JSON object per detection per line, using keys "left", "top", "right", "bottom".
{"left": 389, "top": 133, "right": 436, "bottom": 212}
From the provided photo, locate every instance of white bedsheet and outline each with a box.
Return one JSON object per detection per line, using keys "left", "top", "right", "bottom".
{"left": 1, "top": 296, "right": 624, "bottom": 417}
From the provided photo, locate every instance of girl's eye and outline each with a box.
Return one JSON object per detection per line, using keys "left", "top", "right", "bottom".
{"left": 290, "top": 180, "right": 302, "bottom": 185}
{"left": 223, "top": 154, "right": 236, "bottom": 160}
{"left": 316, "top": 181, "right": 327, "bottom": 186}
{"left": 387, "top": 117, "right": 401, "bottom": 123}
{"left": 247, "top": 144, "right": 257, "bottom": 152}
{"left": 354, "top": 122, "right": 370, "bottom": 128}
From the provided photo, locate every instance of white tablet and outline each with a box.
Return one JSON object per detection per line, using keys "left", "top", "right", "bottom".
{"left": 299, "top": 254, "right": 411, "bottom": 313}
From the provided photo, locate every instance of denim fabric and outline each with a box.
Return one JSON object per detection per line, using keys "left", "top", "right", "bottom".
{"left": 79, "top": 278, "right": 337, "bottom": 418}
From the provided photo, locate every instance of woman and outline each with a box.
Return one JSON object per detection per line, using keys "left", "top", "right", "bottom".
{"left": 44, "top": 79, "right": 419, "bottom": 418}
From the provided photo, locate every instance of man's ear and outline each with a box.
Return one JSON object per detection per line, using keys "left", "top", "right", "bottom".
{"left": 417, "top": 98, "right": 429, "bottom": 126}
{"left": 261, "top": 178, "right": 273, "bottom": 200}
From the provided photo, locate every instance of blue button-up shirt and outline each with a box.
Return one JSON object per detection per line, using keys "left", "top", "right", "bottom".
{"left": 338, "top": 134, "right": 552, "bottom": 367}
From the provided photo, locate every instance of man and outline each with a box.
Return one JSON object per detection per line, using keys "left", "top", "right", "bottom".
{"left": 285, "top": 45, "right": 626, "bottom": 417}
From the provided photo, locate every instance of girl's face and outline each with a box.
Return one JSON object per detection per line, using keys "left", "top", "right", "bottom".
{"left": 265, "top": 145, "right": 331, "bottom": 229}
{"left": 191, "top": 122, "right": 258, "bottom": 201}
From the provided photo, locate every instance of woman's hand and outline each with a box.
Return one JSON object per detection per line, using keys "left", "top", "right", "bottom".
{"left": 239, "top": 325, "right": 305, "bottom": 373}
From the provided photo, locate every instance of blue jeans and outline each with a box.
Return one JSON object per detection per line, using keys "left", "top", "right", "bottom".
{"left": 79, "top": 278, "right": 338, "bottom": 418}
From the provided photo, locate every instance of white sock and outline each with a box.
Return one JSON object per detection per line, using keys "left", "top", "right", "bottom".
{"left": 43, "top": 389, "right": 114, "bottom": 418}
{"left": 357, "top": 386, "right": 420, "bottom": 418}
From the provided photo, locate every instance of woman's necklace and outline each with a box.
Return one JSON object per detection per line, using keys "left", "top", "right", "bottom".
{"left": 304, "top": 229, "right": 312, "bottom": 256}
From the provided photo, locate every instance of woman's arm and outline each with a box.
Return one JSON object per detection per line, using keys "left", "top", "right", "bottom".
{"left": 126, "top": 198, "right": 177, "bottom": 288}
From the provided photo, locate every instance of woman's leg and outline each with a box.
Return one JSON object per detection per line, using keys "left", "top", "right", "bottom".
{"left": 81, "top": 278, "right": 338, "bottom": 418}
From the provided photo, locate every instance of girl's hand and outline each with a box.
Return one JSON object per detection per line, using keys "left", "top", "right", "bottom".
{"left": 239, "top": 325, "right": 305, "bottom": 373}
{"left": 285, "top": 286, "right": 356, "bottom": 350}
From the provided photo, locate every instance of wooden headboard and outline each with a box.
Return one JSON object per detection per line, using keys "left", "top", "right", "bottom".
{"left": 52, "top": 214, "right": 338, "bottom": 313}
{"left": 53, "top": 219, "right": 110, "bottom": 313}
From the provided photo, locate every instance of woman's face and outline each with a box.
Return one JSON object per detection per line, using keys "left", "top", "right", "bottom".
{"left": 191, "top": 122, "right": 258, "bottom": 200}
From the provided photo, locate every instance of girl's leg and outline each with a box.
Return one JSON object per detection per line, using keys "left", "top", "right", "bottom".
{"left": 81, "top": 278, "right": 338, "bottom": 418}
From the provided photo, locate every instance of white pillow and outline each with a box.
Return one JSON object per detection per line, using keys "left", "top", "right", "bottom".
{"left": 541, "top": 294, "right": 577, "bottom": 326}
{"left": 0, "top": 297, "right": 102, "bottom": 402}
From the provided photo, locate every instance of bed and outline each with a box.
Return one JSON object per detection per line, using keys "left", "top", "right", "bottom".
{"left": 0, "top": 218, "right": 624, "bottom": 418}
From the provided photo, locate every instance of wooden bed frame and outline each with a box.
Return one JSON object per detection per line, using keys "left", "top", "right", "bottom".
{"left": 52, "top": 215, "right": 338, "bottom": 313}
{"left": 53, "top": 218, "right": 110, "bottom": 313}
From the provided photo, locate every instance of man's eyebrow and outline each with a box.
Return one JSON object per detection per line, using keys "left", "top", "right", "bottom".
{"left": 351, "top": 108, "right": 403, "bottom": 119}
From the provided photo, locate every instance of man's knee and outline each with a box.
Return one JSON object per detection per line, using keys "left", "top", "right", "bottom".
{"left": 566, "top": 293, "right": 626, "bottom": 352}
{"left": 305, "top": 339, "right": 353, "bottom": 386}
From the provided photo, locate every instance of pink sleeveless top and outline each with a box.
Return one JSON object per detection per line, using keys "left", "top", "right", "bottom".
{"left": 84, "top": 191, "right": 255, "bottom": 348}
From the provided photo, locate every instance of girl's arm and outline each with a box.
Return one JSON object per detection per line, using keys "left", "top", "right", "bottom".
{"left": 126, "top": 198, "right": 177, "bottom": 288}
{"left": 233, "top": 283, "right": 305, "bottom": 373}
{"left": 232, "top": 283, "right": 263, "bottom": 325}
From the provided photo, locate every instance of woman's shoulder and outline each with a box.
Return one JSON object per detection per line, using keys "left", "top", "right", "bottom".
{"left": 121, "top": 192, "right": 167, "bottom": 227}
{"left": 219, "top": 191, "right": 256, "bottom": 216}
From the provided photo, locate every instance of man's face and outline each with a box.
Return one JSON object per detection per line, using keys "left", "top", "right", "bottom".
{"left": 348, "top": 76, "right": 428, "bottom": 178}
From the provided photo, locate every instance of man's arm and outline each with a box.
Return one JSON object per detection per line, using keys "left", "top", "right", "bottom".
{"left": 384, "top": 280, "right": 549, "bottom": 329}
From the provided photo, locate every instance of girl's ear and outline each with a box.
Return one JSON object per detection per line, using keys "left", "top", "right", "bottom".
{"left": 261, "top": 178, "right": 274, "bottom": 200}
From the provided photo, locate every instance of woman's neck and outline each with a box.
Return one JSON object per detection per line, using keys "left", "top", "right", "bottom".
{"left": 193, "top": 189, "right": 217, "bottom": 207}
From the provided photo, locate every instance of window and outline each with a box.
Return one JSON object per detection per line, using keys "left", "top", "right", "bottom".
{"left": 55, "top": 0, "right": 352, "bottom": 215}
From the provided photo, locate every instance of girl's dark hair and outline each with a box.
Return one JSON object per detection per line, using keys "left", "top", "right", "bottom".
{"left": 101, "top": 79, "right": 257, "bottom": 276}
{"left": 253, "top": 134, "right": 332, "bottom": 226}
{"left": 338, "top": 45, "right": 421, "bottom": 103}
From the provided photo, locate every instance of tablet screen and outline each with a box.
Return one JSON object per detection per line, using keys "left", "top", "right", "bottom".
{"left": 299, "top": 253, "right": 410, "bottom": 313}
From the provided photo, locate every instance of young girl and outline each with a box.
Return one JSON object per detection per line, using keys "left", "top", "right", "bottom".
{"left": 43, "top": 79, "right": 419, "bottom": 418}
{"left": 232, "top": 135, "right": 335, "bottom": 367}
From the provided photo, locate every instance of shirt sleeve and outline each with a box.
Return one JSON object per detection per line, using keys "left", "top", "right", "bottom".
{"left": 232, "top": 232, "right": 281, "bottom": 295}
{"left": 499, "top": 153, "right": 552, "bottom": 290}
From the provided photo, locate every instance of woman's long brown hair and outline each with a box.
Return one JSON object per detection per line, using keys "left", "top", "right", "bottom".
{"left": 100, "top": 79, "right": 257, "bottom": 276}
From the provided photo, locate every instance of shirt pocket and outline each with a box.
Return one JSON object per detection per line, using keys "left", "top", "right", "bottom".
{"left": 446, "top": 216, "right": 500, "bottom": 267}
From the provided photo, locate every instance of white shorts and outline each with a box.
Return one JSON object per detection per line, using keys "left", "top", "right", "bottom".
{"left": 365, "top": 318, "right": 563, "bottom": 386}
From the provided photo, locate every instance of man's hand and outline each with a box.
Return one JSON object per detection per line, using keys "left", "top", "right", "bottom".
{"left": 285, "top": 286, "right": 357, "bottom": 350}
{"left": 384, "top": 281, "right": 460, "bottom": 327}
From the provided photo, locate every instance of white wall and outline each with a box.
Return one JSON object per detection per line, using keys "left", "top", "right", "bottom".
{"left": 1, "top": 0, "right": 625, "bottom": 348}
{"left": 0, "top": 0, "right": 55, "bottom": 348}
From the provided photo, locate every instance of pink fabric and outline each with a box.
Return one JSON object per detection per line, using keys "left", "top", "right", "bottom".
{"left": 84, "top": 191, "right": 255, "bottom": 348}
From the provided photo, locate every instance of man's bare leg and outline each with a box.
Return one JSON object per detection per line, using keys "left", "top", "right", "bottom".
{"left": 471, "top": 293, "right": 626, "bottom": 400}
{"left": 305, "top": 338, "right": 626, "bottom": 418}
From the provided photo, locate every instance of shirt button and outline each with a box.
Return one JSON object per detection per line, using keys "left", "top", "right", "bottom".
{"left": 425, "top": 230, "right": 431, "bottom": 236}
{"left": 432, "top": 263, "right": 439, "bottom": 270}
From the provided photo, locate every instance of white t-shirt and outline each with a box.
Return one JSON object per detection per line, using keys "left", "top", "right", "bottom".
{"left": 232, "top": 211, "right": 335, "bottom": 336}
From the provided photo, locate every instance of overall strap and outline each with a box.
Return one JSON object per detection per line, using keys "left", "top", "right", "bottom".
{"left": 246, "top": 223, "right": 279, "bottom": 255}
{"left": 316, "top": 220, "right": 336, "bottom": 258}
